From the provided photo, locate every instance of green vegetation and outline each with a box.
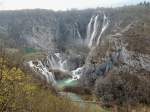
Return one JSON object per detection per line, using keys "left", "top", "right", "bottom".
{"left": 0, "top": 48, "right": 103, "bottom": 112}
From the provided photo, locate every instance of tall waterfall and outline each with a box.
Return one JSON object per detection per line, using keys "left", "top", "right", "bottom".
{"left": 27, "top": 51, "right": 85, "bottom": 85}
{"left": 97, "top": 13, "right": 109, "bottom": 46}
{"left": 87, "top": 13, "right": 109, "bottom": 48}
{"left": 88, "top": 15, "right": 99, "bottom": 48}
{"left": 87, "top": 16, "right": 94, "bottom": 41}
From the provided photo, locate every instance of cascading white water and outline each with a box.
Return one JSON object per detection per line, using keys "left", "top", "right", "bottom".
{"left": 60, "top": 66, "right": 84, "bottom": 85}
{"left": 87, "top": 13, "right": 109, "bottom": 48}
{"left": 72, "top": 24, "right": 82, "bottom": 41}
{"left": 46, "top": 53, "right": 67, "bottom": 71}
{"left": 28, "top": 49, "right": 85, "bottom": 86}
{"left": 47, "top": 55, "right": 57, "bottom": 69}
{"left": 28, "top": 61, "right": 56, "bottom": 85}
{"left": 71, "top": 67, "right": 84, "bottom": 80}
{"left": 55, "top": 53, "right": 61, "bottom": 58}
{"left": 87, "top": 16, "right": 94, "bottom": 41}
{"left": 51, "top": 55, "right": 59, "bottom": 68}
{"left": 54, "top": 52, "right": 84, "bottom": 80}
{"left": 58, "top": 59, "right": 67, "bottom": 71}
{"left": 54, "top": 53, "right": 67, "bottom": 71}
{"left": 48, "top": 52, "right": 85, "bottom": 81}
{"left": 96, "top": 13, "right": 109, "bottom": 46}
{"left": 88, "top": 15, "right": 99, "bottom": 48}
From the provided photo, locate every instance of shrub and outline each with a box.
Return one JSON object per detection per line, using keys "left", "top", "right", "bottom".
{"left": 95, "top": 73, "right": 150, "bottom": 106}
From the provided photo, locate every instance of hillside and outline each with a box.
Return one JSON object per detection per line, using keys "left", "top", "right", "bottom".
{"left": 0, "top": 4, "right": 150, "bottom": 112}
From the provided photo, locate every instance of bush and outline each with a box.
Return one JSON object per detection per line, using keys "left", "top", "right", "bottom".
{"left": 95, "top": 73, "right": 150, "bottom": 106}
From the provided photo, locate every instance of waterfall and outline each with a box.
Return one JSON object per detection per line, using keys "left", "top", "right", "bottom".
{"left": 77, "top": 29, "right": 82, "bottom": 40}
{"left": 73, "top": 23, "right": 83, "bottom": 44}
{"left": 87, "top": 16, "right": 94, "bottom": 41}
{"left": 72, "top": 23, "right": 82, "bottom": 41}
{"left": 96, "top": 13, "right": 109, "bottom": 46}
{"left": 71, "top": 67, "right": 84, "bottom": 80}
{"left": 59, "top": 60, "right": 67, "bottom": 71}
{"left": 87, "top": 13, "right": 109, "bottom": 48}
{"left": 27, "top": 52, "right": 70, "bottom": 85}
{"left": 46, "top": 53, "right": 67, "bottom": 71}
{"left": 49, "top": 55, "right": 59, "bottom": 69}
{"left": 55, "top": 66, "right": 84, "bottom": 84}
{"left": 28, "top": 61, "right": 56, "bottom": 85}
{"left": 54, "top": 53, "right": 67, "bottom": 71}
{"left": 27, "top": 52, "right": 88, "bottom": 87}
{"left": 88, "top": 15, "right": 99, "bottom": 48}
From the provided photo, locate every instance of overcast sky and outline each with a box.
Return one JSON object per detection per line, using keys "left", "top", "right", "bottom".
{"left": 0, "top": 0, "right": 149, "bottom": 10}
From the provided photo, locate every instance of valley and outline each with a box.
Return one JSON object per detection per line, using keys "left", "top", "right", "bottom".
{"left": 0, "top": 3, "right": 150, "bottom": 112}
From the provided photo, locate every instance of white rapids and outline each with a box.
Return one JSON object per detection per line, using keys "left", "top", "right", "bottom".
{"left": 71, "top": 67, "right": 84, "bottom": 80}
{"left": 28, "top": 60, "right": 56, "bottom": 85}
